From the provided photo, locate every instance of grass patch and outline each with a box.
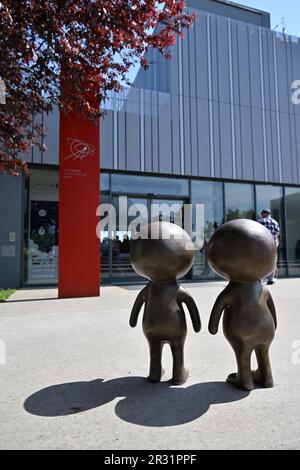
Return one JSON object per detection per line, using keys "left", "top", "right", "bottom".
{"left": 0, "top": 289, "right": 16, "bottom": 302}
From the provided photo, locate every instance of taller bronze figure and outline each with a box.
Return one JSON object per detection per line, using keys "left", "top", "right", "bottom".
{"left": 208, "top": 219, "right": 278, "bottom": 391}
{"left": 129, "top": 221, "right": 201, "bottom": 385}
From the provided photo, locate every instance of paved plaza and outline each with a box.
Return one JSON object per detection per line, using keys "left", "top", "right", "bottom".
{"left": 0, "top": 280, "right": 300, "bottom": 450}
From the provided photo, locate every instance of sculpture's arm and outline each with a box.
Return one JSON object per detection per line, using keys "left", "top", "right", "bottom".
{"left": 267, "top": 290, "right": 277, "bottom": 330}
{"left": 177, "top": 287, "right": 201, "bottom": 332}
{"left": 208, "top": 290, "right": 229, "bottom": 335}
{"left": 129, "top": 286, "right": 147, "bottom": 327}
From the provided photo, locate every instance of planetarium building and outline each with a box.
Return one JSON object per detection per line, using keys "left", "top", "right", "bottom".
{"left": 1, "top": 0, "right": 300, "bottom": 288}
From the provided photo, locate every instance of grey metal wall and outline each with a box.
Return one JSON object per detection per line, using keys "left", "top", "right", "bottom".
{"left": 0, "top": 174, "right": 24, "bottom": 288}
{"left": 124, "top": 8, "right": 300, "bottom": 184}
{"left": 187, "top": 0, "right": 270, "bottom": 28}
{"left": 24, "top": 6, "right": 300, "bottom": 186}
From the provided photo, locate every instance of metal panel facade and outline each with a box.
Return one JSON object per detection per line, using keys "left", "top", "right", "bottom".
{"left": 0, "top": 174, "right": 24, "bottom": 288}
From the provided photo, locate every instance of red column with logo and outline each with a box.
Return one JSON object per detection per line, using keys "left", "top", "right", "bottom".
{"left": 58, "top": 88, "right": 100, "bottom": 298}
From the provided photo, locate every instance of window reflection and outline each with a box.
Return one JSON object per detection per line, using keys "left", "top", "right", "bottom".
{"left": 225, "top": 183, "right": 255, "bottom": 221}
{"left": 151, "top": 199, "right": 184, "bottom": 225}
{"left": 110, "top": 196, "right": 187, "bottom": 281}
{"left": 112, "top": 197, "right": 148, "bottom": 280}
{"left": 111, "top": 174, "right": 189, "bottom": 196}
{"left": 256, "top": 185, "right": 286, "bottom": 276}
{"left": 191, "top": 181, "right": 223, "bottom": 279}
{"left": 24, "top": 170, "right": 300, "bottom": 285}
{"left": 285, "top": 188, "right": 300, "bottom": 275}
{"left": 99, "top": 189, "right": 110, "bottom": 281}
{"left": 25, "top": 169, "right": 59, "bottom": 285}
{"left": 100, "top": 173, "right": 109, "bottom": 192}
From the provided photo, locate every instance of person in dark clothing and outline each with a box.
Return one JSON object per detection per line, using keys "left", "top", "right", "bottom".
{"left": 258, "top": 209, "right": 280, "bottom": 285}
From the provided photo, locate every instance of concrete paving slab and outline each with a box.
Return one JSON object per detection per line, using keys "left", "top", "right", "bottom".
{"left": 0, "top": 279, "right": 299, "bottom": 450}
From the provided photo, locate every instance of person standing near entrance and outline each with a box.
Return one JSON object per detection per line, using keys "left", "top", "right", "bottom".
{"left": 258, "top": 209, "right": 280, "bottom": 285}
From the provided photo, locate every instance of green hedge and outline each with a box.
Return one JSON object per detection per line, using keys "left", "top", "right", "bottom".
{"left": 0, "top": 289, "right": 16, "bottom": 301}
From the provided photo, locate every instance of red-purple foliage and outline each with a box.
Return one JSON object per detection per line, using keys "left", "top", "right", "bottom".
{"left": 0, "top": 0, "right": 195, "bottom": 174}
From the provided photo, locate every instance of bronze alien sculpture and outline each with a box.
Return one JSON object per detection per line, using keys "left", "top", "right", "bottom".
{"left": 129, "top": 221, "right": 201, "bottom": 385}
{"left": 208, "top": 219, "right": 278, "bottom": 391}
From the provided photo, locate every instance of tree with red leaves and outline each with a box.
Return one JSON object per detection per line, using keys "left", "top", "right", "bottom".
{"left": 0, "top": 0, "right": 195, "bottom": 174}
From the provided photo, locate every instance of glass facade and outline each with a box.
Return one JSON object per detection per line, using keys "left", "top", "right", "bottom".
{"left": 285, "top": 188, "right": 300, "bottom": 276}
{"left": 111, "top": 174, "right": 189, "bottom": 196}
{"left": 103, "top": 174, "right": 189, "bottom": 282}
{"left": 111, "top": 196, "right": 148, "bottom": 281}
{"left": 225, "top": 183, "right": 255, "bottom": 221}
{"left": 191, "top": 181, "right": 224, "bottom": 279}
{"left": 99, "top": 174, "right": 110, "bottom": 281}
{"left": 256, "top": 185, "right": 286, "bottom": 276}
{"left": 24, "top": 169, "right": 300, "bottom": 284}
{"left": 24, "top": 169, "right": 59, "bottom": 285}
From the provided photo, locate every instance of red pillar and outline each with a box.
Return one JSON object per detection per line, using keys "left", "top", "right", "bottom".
{"left": 58, "top": 90, "right": 100, "bottom": 298}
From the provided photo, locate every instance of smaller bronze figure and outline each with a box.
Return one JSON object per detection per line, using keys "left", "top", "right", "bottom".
{"left": 207, "top": 219, "right": 278, "bottom": 391}
{"left": 130, "top": 222, "right": 201, "bottom": 385}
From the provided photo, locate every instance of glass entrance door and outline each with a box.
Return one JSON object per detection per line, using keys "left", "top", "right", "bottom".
{"left": 150, "top": 198, "right": 185, "bottom": 225}
{"left": 25, "top": 169, "right": 59, "bottom": 285}
{"left": 111, "top": 196, "right": 149, "bottom": 281}
{"left": 110, "top": 195, "right": 187, "bottom": 282}
{"left": 150, "top": 197, "right": 191, "bottom": 281}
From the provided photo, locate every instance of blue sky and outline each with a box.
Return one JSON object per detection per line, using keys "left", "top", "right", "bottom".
{"left": 237, "top": 0, "right": 300, "bottom": 37}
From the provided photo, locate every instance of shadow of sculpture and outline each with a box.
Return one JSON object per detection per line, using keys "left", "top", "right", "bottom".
{"left": 24, "top": 377, "right": 249, "bottom": 427}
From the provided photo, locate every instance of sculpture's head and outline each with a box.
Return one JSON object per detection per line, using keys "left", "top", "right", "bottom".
{"left": 208, "top": 219, "right": 277, "bottom": 283}
{"left": 130, "top": 221, "right": 195, "bottom": 282}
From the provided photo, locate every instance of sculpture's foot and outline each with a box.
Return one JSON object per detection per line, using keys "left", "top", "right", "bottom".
{"left": 251, "top": 369, "right": 264, "bottom": 385}
{"left": 147, "top": 368, "right": 165, "bottom": 383}
{"left": 226, "top": 372, "right": 254, "bottom": 391}
{"left": 170, "top": 368, "right": 189, "bottom": 386}
{"left": 252, "top": 369, "right": 274, "bottom": 388}
{"left": 147, "top": 376, "right": 160, "bottom": 383}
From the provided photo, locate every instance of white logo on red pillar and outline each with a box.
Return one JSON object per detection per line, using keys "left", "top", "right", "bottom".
{"left": 65, "top": 138, "right": 96, "bottom": 161}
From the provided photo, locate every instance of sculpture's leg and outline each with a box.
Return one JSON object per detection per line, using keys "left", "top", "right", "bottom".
{"left": 227, "top": 345, "right": 254, "bottom": 391}
{"left": 252, "top": 345, "right": 274, "bottom": 388}
{"left": 147, "top": 340, "right": 163, "bottom": 383}
{"left": 170, "top": 340, "right": 189, "bottom": 385}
